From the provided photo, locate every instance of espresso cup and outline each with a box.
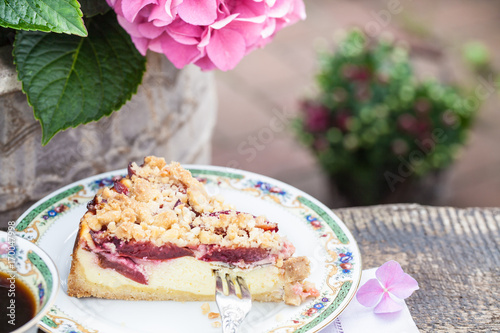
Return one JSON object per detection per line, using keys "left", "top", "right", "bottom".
{"left": 0, "top": 230, "right": 59, "bottom": 333}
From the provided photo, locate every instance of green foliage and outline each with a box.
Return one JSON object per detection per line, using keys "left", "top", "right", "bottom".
{"left": 0, "top": 26, "right": 15, "bottom": 46}
{"left": 296, "top": 30, "right": 476, "bottom": 205}
{"left": 0, "top": 0, "right": 86, "bottom": 36}
{"left": 14, "top": 11, "right": 146, "bottom": 145}
{"left": 79, "top": 0, "right": 111, "bottom": 17}
{"left": 0, "top": 1, "right": 148, "bottom": 145}
{"left": 462, "top": 41, "right": 491, "bottom": 74}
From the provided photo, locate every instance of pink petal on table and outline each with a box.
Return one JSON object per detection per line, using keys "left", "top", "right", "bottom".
{"left": 388, "top": 272, "right": 419, "bottom": 299}
{"left": 159, "top": 33, "right": 201, "bottom": 68}
{"left": 121, "top": 0, "right": 157, "bottom": 22}
{"left": 374, "top": 292, "right": 404, "bottom": 314}
{"left": 207, "top": 29, "right": 246, "bottom": 71}
{"left": 177, "top": 0, "right": 217, "bottom": 25}
{"left": 356, "top": 278, "right": 384, "bottom": 307}
{"left": 376, "top": 260, "right": 406, "bottom": 289}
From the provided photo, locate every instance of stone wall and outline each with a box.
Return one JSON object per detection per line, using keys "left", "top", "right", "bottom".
{"left": 0, "top": 47, "right": 217, "bottom": 226}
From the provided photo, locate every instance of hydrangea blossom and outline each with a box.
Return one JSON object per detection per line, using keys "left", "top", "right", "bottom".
{"left": 107, "top": 0, "right": 306, "bottom": 71}
{"left": 356, "top": 260, "right": 419, "bottom": 314}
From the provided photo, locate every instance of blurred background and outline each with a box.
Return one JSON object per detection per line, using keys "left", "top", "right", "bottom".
{"left": 211, "top": 0, "right": 500, "bottom": 208}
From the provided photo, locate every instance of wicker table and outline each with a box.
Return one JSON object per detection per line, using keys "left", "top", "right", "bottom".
{"left": 334, "top": 204, "right": 499, "bottom": 333}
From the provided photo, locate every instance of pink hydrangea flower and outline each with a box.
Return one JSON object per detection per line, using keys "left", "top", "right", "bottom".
{"left": 107, "top": 0, "right": 306, "bottom": 71}
{"left": 356, "top": 260, "right": 419, "bottom": 314}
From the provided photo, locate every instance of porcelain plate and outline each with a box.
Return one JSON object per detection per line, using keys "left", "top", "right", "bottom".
{"left": 14, "top": 165, "right": 361, "bottom": 333}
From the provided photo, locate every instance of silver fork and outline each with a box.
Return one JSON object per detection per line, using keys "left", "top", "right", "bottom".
{"left": 214, "top": 271, "right": 252, "bottom": 333}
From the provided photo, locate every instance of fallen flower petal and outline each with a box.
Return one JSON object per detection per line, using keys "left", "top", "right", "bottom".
{"left": 374, "top": 292, "right": 404, "bottom": 314}
{"left": 356, "top": 260, "right": 419, "bottom": 314}
{"left": 376, "top": 260, "right": 406, "bottom": 289}
{"left": 388, "top": 271, "right": 419, "bottom": 299}
{"left": 356, "top": 278, "right": 384, "bottom": 307}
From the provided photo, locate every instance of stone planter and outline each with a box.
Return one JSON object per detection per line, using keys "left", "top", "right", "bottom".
{"left": 0, "top": 46, "right": 217, "bottom": 226}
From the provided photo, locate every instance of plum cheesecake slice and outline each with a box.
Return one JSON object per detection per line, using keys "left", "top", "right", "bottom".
{"left": 67, "top": 156, "right": 318, "bottom": 305}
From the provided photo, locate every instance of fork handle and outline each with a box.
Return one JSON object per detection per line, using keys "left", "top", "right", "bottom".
{"left": 220, "top": 304, "right": 247, "bottom": 333}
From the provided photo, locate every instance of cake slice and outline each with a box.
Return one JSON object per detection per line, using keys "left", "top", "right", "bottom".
{"left": 67, "top": 156, "right": 318, "bottom": 305}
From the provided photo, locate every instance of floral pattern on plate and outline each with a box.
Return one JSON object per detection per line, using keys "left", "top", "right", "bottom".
{"left": 14, "top": 166, "right": 361, "bottom": 333}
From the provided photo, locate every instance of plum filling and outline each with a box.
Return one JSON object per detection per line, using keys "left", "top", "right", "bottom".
{"left": 90, "top": 231, "right": 272, "bottom": 264}
{"left": 199, "top": 246, "right": 269, "bottom": 264}
{"left": 96, "top": 253, "right": 147, "bottom": 285}
{"left": 114, "top": 241, "right": 195, "bottom": 260}
{"left": 87, "top": 196, "right": 98, "bottom": 214}
{"left": 90, "top": 231, "right": 195, "bottom": 260}
{"left": 113, "top": 180, "right": 129, "bottom": 195}
{"left": 127, "top": 162, "right": 136, "bottom": 177}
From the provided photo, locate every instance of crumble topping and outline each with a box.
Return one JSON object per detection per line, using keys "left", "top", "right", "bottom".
{"left": 201, "top": 303, "right": 210, "bottom": 315}
{"left": 83, "top": 156, "right": 287, "bottom": 255}
{"left": 208, "top": 312, "right": 220, "bottom": 319}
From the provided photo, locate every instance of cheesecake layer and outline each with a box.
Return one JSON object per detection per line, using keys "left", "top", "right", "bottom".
{"left": 68, "top": 247, "right": 285, "bottom": 302}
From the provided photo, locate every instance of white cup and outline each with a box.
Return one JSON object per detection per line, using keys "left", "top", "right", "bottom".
{"left": 0, "top": 231, "right": 59, "bottom": 333}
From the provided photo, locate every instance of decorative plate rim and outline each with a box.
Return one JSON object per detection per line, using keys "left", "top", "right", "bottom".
{"left": 14, "top": 164, "right": 362, "bottom": 333}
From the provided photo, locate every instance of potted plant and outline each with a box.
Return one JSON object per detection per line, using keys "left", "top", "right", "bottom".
{"left": 0, "top": 0, "right": 306, "bottom": 220}
{"left": 294, "top": 30, "right": 476, "bottom": 206}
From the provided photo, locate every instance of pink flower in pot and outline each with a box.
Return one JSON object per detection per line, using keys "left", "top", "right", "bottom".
{"left": 302, "top": 102, "right": 331, "bottom": 132}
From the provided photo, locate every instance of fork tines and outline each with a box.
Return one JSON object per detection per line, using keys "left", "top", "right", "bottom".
{"left": 215, "top": 271, "right": 250, "bottom": 299}
{"left": 214, "top": 270, "right": 252, "bottom": 333}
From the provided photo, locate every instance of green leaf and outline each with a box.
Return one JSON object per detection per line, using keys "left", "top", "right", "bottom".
{"left": 79, "top": 0, "right": 111, "bottom": 17}
{"left": 0, "top": 0, "right": 86, "bottom": 36}
{"left": 14, "top": 11, "right": 146, "bottom": 145}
